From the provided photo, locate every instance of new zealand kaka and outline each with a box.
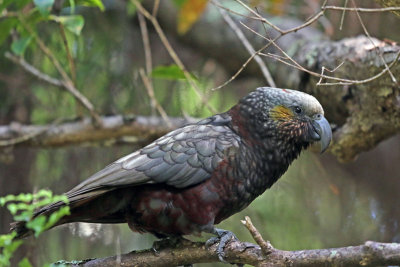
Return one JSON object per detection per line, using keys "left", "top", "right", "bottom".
{"left": 11, "top": 87, "right": 332, "bottom": 260}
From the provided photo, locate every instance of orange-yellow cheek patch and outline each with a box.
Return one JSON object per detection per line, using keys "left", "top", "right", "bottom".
{"left": 270, "top": 105, "right": 294, "bottom": 121}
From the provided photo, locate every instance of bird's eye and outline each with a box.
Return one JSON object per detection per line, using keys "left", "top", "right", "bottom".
{"left": 294, "top": 106, "right": 302, "bottom": 114}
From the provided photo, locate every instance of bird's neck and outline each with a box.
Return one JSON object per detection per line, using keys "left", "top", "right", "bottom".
{"left": 227, "top": 105, "right": 307, "bottom": 195}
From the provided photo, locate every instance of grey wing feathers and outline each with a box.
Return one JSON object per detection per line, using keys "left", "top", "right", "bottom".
{"left": 66, "top": 117, "right": 240, "bottom": 197}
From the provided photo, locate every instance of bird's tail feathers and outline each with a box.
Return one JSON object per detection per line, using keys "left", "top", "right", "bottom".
{"left": 10, "top": 200, "right": 68, "bottom": 239}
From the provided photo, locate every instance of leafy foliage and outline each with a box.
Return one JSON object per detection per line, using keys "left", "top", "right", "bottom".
{"left": 0, "top": 190, "right": 70, "bottom": 267}
{"left": 152, "top": 64, "right": 189, "bottom": 80}
{"left": 0, "top": 0, "right": 105, "bottom": 54}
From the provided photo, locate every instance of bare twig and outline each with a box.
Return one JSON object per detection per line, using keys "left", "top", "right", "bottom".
{"left": 213, "top": 0, "right": 400, "bottom": 90}
{"left": 152, "top": 0, "right": 160, "bottom": 16}
{"left": 132, "top": 0, "right": 217, "bottom": 114}
{"left": 139, "top": 68, "right": 172, "bottom": 127}
{"left": 137, "top": 10, "right": 172, "bottom": 126}
{"left": 322, "top": 5, "right": 400, "bottom": 12}
{"left": 59, "top": 24, "right": 76, "bottom": 83}
{"left": 138, "top": 13, "right": 153, "bottom": 76}
{"left": 5, "top": 52, "right": 63, "bottom": 87}
{"left": 238, "top": 18, "right": 400, "bottom": 86}
{"left": 16, "top": 13, "right": 102, "bottom": 126}
{"left": 210, "top": 0, "right": 326, "bottom": 90}
{"left": 214, "top": 0, "right": 276, "bottom": 87}
{"left": 242, "top": 216, "right": 274, "bottom": 255}
{"left": 234, "top": 0, "right": 284, "bottom": 33}
{"left": 316, "top": 62, "right": 345, "bottom": 85}
{"left": 339, "top": 0, "right": 348, "bottom": 30}
{"left": 351, "top": 0, "right": 397, "bottom": 84}
{"left": 137, "top": 12, "right": 156, "bottom": 115}
{"left": 262, "top": 50, "right": 400, "bottom": 86}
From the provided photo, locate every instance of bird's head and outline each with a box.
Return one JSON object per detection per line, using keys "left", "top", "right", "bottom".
{"left": 236, "top": 87, "right": 332, "bottom": 153}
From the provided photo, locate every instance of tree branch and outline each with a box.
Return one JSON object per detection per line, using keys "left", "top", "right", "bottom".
{"left": 0, "top": 115, "right": 195, "bottom": 148}
{"left": 55, "top": 226, "right": 400, "bottom": 266}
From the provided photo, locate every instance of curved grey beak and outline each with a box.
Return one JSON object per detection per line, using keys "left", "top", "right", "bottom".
{"left": 311, "top": 115, "right": 332, "bottom": 153}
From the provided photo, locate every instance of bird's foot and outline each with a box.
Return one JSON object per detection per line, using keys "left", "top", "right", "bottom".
{"left": 205, "top": 228, "right": 239, "bottom": 263}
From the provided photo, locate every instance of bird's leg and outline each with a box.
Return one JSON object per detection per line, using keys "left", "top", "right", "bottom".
{"left": 205, "top": 228, "right": 239, "bottom": 262}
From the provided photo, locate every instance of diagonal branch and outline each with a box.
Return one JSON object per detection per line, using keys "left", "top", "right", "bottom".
{"left": 5, "top": 52, "right": 102, "bottom": 126}
{"left": 214, "top": 0, "right": 276, "bottom": 87}
{"left": 16, "top": 13, "right": 102, "bottom": 126}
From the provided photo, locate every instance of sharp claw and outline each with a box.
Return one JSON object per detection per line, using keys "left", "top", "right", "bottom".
{"left": 205, "top": 236, "right": 219, "bottom": 248}
{"left": 205, "top": 228, "right": 239, "bottom": 263}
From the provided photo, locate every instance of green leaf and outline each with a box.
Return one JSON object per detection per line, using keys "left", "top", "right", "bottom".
{"left": 126, "top": 1, "right": 137, "bottom": 16}
{"left": 34, "top": 0, "right": 55, "bottom": 16}
{"left": 151, "top": 65, "right": 187, "bottom": 80}
{"left": 7, "top": 203, "right": 18, "bottom": 215}
{"left": 26, "top": 216, "right": 46, "bottom": 236}
{"left": 35, "top": 189, "right": 52, "bottom": 199}
{"left": 18, "top": 258, "right": 33, "bottom": 267}
{"left": 78, "top": 0, "right": 105, "bottom": 11}
{"left": 51, "top": 15, "right": 84, "bottom": 35}
{"left": 11, "top": 36, "right": 33, "bottom": 56}
{"left": 45, "top": 206, "right": 70, "bottom": 229}
{"left": 173, "top": 0, "right": 188, "bottom": 7}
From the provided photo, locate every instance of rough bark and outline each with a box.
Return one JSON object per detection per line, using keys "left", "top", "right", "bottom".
{"left": 55, "top": 239, "right": 400, "bottom": 267}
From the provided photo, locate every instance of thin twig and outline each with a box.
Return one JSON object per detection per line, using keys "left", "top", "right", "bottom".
{"left": 351, "top": 0, "right": 397, "bottom": 84}
{"left": 59, "top": 24, "right": 76, "bottom": 83}
{"left": 139, "top": 68, "right": 172, "bottom": 127}
{"left": 210, "top": 0, "right": 326, "bottom": 90}
{"left": 132, "top": 0, "right": 217, "bottom": 114}
{"left": 5, "top": 52, "right": 63, "bottom": 87}
{"left": 339, "top": 0, "right": 348, "bottom": 31}
{"left": 211, "top": 43, "right": 271, "bottom": 91}
{"left": 234, "top": 0, "right": 284, "bottom": 33}
{"left": 322, "top": 5, "right": 400, "bottom": 12}
{"left": 236, "top": 14, "right": 400, "bottom": 87}
{"left": 262, "top": 50, "right": 400, "bottom": 86}
{"left": 152, "top": 0, "right": 160, "bottom": 17}
{"left": 138, "top": 13, "right": 153, "bottom": 75}
{"left": 138, "top": 12, "right": 156, "bottom": 115}
{"left": 241, "top": 216, "right": 274, "bottom": 255}
{"left": 317, "top": 62, "right": 345, "bottom": 85}
{"left": 17, "top": 13, "right": 102, "bottom": 126}
{"left": 211, "top": 1, "right": 265, "bottom": 21}
{"left": 214, "top": 0, "right": 276, "bottom": 87}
